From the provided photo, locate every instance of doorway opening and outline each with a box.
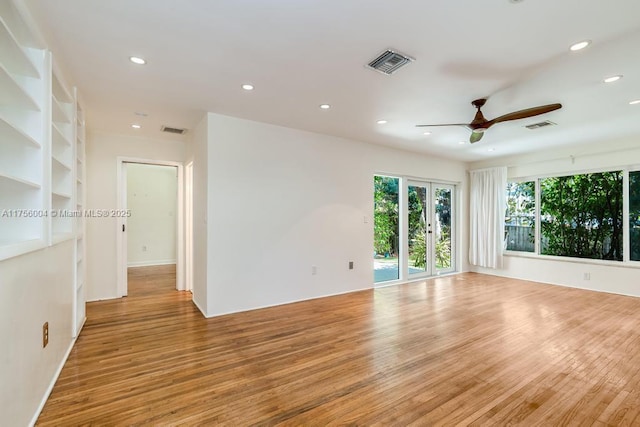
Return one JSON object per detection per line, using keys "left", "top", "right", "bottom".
{"left": 374, "top": 175, "right": 456, "bottom": 285}
{"left": 117, "top": 158, "right": 185, "bottom": 297}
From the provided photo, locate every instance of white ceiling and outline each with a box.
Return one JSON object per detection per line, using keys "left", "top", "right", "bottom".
{"left": 26, "top": 0, "right": 640, "bottom": 162}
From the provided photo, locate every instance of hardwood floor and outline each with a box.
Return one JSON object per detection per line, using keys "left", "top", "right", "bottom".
{"left": 37, "top": 269, "right": 640, "bottom": 426}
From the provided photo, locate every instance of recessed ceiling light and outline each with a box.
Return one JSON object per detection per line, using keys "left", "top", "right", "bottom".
{"left": 319, "top": 104, "right": 331, "bottom": 110}
{"left": 458, "top": 141, "right": 466, "bottom": 145}
{"left": 487, "top": 148, "right": 495, "bottom": 152}
{"left": 131, "top": 124, "right": 141, "bottom": 129}
{"left": 242, "top": 84, "right": 254, "bottom": 91}
{"left": 377, "top": 120, "right": 387, "bottom": 124}
{"left": 129, "top": 56, "right": 146, "bottom": 65}
{"left": 604, "top": 75, "right": 622, "bottom": 83}
{"left": 630, "top": 99, "right": 640, "bottom": 105}
{"left": 423, "top": 131, "right": 432, "bottom": 136}
{"left": 569, "top": 40, "right": 591, "bottom": 51}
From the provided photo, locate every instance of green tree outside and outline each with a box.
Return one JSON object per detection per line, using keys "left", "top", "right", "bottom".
{"left": 540, "top": 172, "right": 623, "bottom": 260}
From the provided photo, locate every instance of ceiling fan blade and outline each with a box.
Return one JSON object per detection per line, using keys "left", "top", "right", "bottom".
{"left": 415, "top": 123, "right": 468, "bottom": 128}
{"left": 491, "top": 103, "right": 562, "bottom": 124}
{"left": 470, "top": 131, "right": 484, "bottom": 143}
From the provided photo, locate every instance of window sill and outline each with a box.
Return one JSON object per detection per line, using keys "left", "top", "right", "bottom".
{"left": 504, "top": 251, "right": 640, "bottom": 269}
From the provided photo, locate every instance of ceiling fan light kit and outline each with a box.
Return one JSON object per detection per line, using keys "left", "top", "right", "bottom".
{"left": 417, "top": 98, "right": 562, "bottom": 143}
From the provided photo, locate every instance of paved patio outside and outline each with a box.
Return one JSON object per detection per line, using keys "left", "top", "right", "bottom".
{"left": 374, "top": 260, "right": 424, "bottom": 283}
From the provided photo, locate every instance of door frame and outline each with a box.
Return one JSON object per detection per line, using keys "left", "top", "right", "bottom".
{"left": 431, "top": 182, "right": 456, "bottom": 275}
{"left": 404, "top": 180, "right": 456, "bottom": 278}
{"left": 185, "top": 161, "right": 194, "bottom": 292}
{"left": 116, "top": 157, "right": 185, "bottom": 297}
{"left": 406, "top": 179, "right": 433, "bottom": 279}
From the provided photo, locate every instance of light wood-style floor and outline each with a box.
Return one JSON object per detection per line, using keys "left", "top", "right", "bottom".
{"left": 37, "top": 268, "right": 640, "bottom": 425}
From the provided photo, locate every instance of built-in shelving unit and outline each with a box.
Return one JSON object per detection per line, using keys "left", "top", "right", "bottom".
{"left": 0, "top": 3, "right": 47, "bottom": 261}
{"left": 1, "top": 0, "right": 87, "bottom": 336}
{"left": 50, "top": 71, "right": 74, "bottom": 242}
{"left": 73, "top": 90, "right": 86, "bottom": 336}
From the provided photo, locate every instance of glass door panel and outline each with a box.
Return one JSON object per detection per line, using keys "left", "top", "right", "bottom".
{"left": 408, "top": 183, "right": 428, "bottom": 277}
{"left": 374, "top": 175, "right": 400, "bottom": 284}
{"left": 434, "top": 185, "right": 454, "bottom": 273}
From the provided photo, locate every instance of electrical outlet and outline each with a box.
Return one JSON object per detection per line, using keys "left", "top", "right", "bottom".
{"left": 311, "top": 266, "right": 317, "bottom": 275}
{"left": 142, "top": 245, "right": 147, "bottom": 252}
{"left": 583, "top": 272, "right": 591, "bottom": 281}
{"left": 349, "top": 261, "right": 354, "bottom": 270}
{"left": 43, "top": 322, "right": 49, "bottom": 348}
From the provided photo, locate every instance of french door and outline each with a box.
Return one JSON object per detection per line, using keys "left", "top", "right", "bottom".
{"left": 407, "top": 181, "right": 455, "bottom": 278}
{"left": 374, "top": 176, "right": 455, "bottom": 285}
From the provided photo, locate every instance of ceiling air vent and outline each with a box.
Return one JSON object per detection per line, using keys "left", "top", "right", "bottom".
{"left": 367, "top": 49, "right": 414, "bottom": 75}
{"left": 525, "top": 120, "right": 557, "bottom": 130}
{"left": 161, "top": 125, "right": 187, "bottom": 135}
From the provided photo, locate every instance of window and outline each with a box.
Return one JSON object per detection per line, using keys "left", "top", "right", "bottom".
{"left": 540, "top": 172, "right": 622, "bottom": 261}
{"left": 630, "top": 171, "right": 640, "bottom": 261}
{"left": 503, "top": 170, "right": 640, "bottom": 263}
{"left": 505, "top": 181, "right": 535, "bottom": 252}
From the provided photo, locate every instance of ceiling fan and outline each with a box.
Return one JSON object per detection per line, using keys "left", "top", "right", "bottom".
{"left": 417, "top": 98, "right": 562, "bottom": 143}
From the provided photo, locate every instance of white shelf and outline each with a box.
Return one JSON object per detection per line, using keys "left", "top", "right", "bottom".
{"left": 52, "top": 154, "right": 72, "bottom": 171}
{"left": 0, "top": 170, "right": 41, "bottom": 189}
{"left": 0, "top": 62, "right": 40, "bottom": 111}
{"left": 52, "top": 72, "right": 72, "bottom": 104}
{"left": 52, "top": 95, "right": 72, "bottom": 124}
{"left": 52, "top": 189, "right": 72, "bottom": 199}
{"left": 0, "top": 15, "right": 39, "bottom": 78}
{"left": 52, "top": 122, "right": 72, "bottom": 146}
{"left": 0, "top": 110, "right": 40, "bottom": 147}
{"left": 0, "top": 0, "right": 42, "bottom": 49}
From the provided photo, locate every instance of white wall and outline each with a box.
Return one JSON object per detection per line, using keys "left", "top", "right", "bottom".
{"left": 201, "top": 113, "right": 469, "bottom": 317}
{"left": 470, "top": 135, "right": 640, "bottom": 296}
{"left": 126, "top": 163, "right": 178, "bottom": 267}
{"left": 0, "top": 241, "right": 74, "bottom": 426}
{"left": 86, "top": 131, "right": 185, "bottom": 300}
{"left": 189, "top": 115, "right": 209, "bottom": 314}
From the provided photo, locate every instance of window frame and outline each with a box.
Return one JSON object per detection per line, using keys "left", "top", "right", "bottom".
{"left": 505, "top": 167, "right": 640, "bottom": 266}
{"left": 504, "top": 179, "right": 536, "bottom": 253}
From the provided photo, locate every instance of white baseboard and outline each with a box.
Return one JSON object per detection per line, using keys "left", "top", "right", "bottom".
{"left": 29, "top": 339, "right": 75, "bottom": 427}
{"left": 191, "top": 296, "right": 208, "bottom": 317}
{"left": 127, "top": 259, "right": 176, "bottom": 267}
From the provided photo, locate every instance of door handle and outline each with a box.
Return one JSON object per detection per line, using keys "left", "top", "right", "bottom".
{"left": 122, "top": 224, "right": 125, "bottom": 232}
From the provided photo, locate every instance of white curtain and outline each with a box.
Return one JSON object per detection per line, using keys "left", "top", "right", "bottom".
{"left": 469, "top": 167, "right": 507, "bottom": 269}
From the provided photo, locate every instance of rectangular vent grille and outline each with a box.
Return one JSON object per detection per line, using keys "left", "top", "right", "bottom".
{"left": 525, "top": 120, "right": 556, "bottom": 130}
{"left": 161, "top": 125, "right": 187, "bottom": 135}
{"left": 367, "top": 50, "right": 414, "bottom": 75}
